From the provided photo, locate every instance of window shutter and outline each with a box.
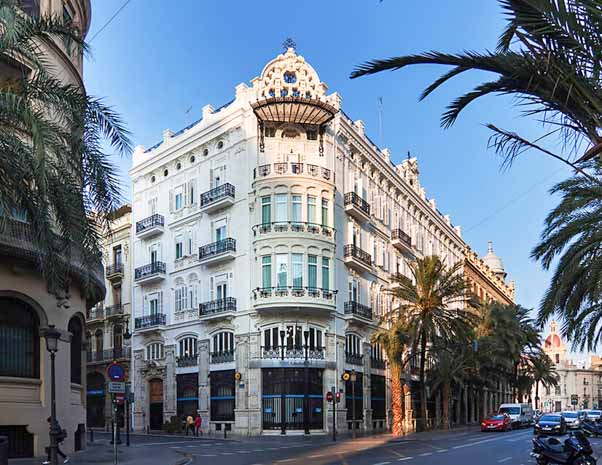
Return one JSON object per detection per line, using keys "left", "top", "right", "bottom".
{"left": 159, "top": 292, "right": 163, "bottom": 313}
{"left": 144, "top": 295, "right": 148, "bottom": 314}
{"left": 189, "top": 179, "right": 196, "bottom": 205}
{"left": 169, "top": 190, "right": 174, "bottom": 213}
{"left": 182, "top": 184, "right": 188, "bottom": 206}
{"left": 210, "top": 277, "right": 214, "bottom": 300}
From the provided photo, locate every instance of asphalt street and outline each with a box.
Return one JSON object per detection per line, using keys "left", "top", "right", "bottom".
{"left": 84, "top": 428, "right": 602, "bottom": 465}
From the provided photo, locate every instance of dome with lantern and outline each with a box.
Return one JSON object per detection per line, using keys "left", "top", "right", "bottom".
{"left": 482, "top": 240, "right": 506, "bottom": 279}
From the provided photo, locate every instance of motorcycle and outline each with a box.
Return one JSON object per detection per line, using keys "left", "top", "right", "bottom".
{"left": 582, "top": 419, "right": 602, "bottom": 438}
{"left": 531, "top": 430, "right": 596, "bottom": 464}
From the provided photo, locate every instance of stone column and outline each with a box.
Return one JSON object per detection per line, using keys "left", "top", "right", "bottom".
{"left": 362, "top": 342, "right": 372, "bottom": 432}
{"left": 234, "top": 334, "right": 248, "bottom": 434}
{"left": 198, "top": 339, "right": 210, "bottom": 432}
{"left": 133, "top": 349, "right": 146, "bottom": 431}
{"left": 164, "top": 344, "right": 177, "bottom": 422}
{"left": 248, "top": 332, "right": 262, "bottom": 434}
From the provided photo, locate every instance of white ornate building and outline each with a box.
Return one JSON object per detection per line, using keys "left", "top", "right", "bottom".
{"left": 129, "top": 48, "right": 465, "bottom": 435}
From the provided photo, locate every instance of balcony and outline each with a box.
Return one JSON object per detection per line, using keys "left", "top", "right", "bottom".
{"left": 344, "top": 301, "right": 373, "bottom": 322}
{"left": 261, "top": 346, "right": 325, "bottom": 361}
{"left": 252, "top": 286, "right": 336, "bottom": 312}
{"left": 198, "top": 238, "right": 236, "bottom": 265}
{"left": 371, "top": 358, "right": 386, "bottom": 370}
{"left": 211, "top": 351, "right": 235, "bottom": 364}
{"left": 87, "top": 307, "right": 104, "bottom": 322}
{"left": 134, "top": 313, "right": 166, "bottom": 331}
{"left": 252, "top": 221, "right": 335, "bottom": 242}
{"left": 134, "top": 261, "right": 166, "bottom": 284}
{"left": 105, "top": 305, "right": 124, "bottom": 319}
{"left": 176, "top": 355, "right": 198, "bottom": 368}
{"left": 87, "top": 347, "right": 131, "bottom": 364}
{"left": 345, "top": 352, "right": 364, "bottom": 366}
{"left": 199, "top": 297, "right": 237, "bottom": 319}
{"left": 135, "top": 214, "right": 164, "bottom": 238}
{"left": 105, "top": 263, "right": 124, "bottom": 282}
{"left": 344, "top": 244, "right": 372, "bottom": 273}
{"left": 344, "top": 192, "right": 370, "bottom": 222}
{"left": 200, "top": 183, "right": 235, "bottom": 214}
{"left": 253, "top": 162, "right": 333, "bottom": 182}
{"left": 391, "top": 229, "right": 413, "bottom": 254}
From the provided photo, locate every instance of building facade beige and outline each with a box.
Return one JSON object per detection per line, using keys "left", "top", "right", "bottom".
{"left": 464, "top": 241, "right": 515, "bottom": 306}
{"left": 0, "top": 0, "right": 96, "bottom": 459}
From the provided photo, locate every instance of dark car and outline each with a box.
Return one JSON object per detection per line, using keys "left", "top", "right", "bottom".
{"left": 534, "top": 414, "right": 567, "bottom": 435}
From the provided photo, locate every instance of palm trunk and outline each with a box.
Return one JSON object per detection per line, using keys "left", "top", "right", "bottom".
{"left": 419, "top": 332, "right": 428, "bottom": 431}
{"left": 535, "top": 381, "right": 539, "bottom": 410}
{"left": 442, "top": 382, "right": 451, "bottom": 430}
{"left": 390, "top": 360, "right": 404, "bottom": 436}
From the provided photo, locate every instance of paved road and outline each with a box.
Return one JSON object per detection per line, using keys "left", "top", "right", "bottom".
{"left": 90, "top": 428, "right": 602, "bottom": 465}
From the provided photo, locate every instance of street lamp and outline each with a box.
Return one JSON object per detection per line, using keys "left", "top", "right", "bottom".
{"left": 123, "top": 317, "right": 131, "bottom": 447}
{"left": 350, "top": 370, "right": 357, "bottom": 439}
{"left": 279, "top": 330, "right": 286, "bottom": 435}
{"left": 43, "top": 325, "right": 61, "bottom": 465}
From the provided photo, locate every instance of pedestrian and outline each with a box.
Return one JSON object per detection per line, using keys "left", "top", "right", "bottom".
{"left": 194, "top": 415, "right": 202, "bottom": 437}
{"left": 186, "top": 414, "right": 194, "bottom": 436}
{"left": 43, "top": 417, "right": 69, "bottom": 464}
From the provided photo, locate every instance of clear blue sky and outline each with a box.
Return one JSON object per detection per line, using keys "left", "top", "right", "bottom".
{"left": 84, "top": 1, "right": 573, "bottom": 330}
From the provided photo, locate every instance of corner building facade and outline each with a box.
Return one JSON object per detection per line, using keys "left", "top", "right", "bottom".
{"left": 129, "top": 48, "right": 465, "bottom": 435}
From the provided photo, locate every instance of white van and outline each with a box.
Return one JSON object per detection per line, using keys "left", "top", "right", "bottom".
{"left": 499, "top": 403, "right": 534, "bottom": 427}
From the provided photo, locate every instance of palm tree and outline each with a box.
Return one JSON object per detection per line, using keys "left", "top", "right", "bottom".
{"left": 0, "top": 0, "right": 130, "bottom": 295}
{"left": 350, "top": 0, "right": 602, "bottom": 182}
{"left": 372, "top": 321, "right": 410, "bottom": 436}
{"left": 390, "top": 255, "right": 474, "bottom": 430}
{"left": 532, "top": 160, "right": 602, "bottom": 351}
{"left": 530, "top": 352, "right": 559, "bottom": 410}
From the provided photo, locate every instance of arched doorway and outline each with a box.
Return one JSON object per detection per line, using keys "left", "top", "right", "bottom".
{"left": 87, "top": 372, "right": 106, "bottom": 427}
{"left": 149, "top": 378, "right": 164, "bottom": 431}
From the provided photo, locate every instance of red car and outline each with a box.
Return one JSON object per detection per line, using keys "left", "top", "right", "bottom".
{"left": 481, "top": 413, "right": 512, "bottom": 432}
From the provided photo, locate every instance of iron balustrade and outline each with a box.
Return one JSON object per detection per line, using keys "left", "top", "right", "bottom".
{"left": 274, "top": 162, "right": 287, "bottom": 174}
{"left": 105, "top": 305, "right": 124, "bottom": 317}
{"left": 253, "top": 286, "right": 335, "bottom": 301}
{"left": 200, "top": 183, "right": 235, "bottom": 207}
{"left": 344, "top": 301, "right": 373, "bottom": 320}
{"left": 199, "top": 238, "right": 236, "bottom": 260}
{"left": 176, "top": 355, "right": 198, "bottom": 367}
{"left": 136, "top": 214, "right": 164, "bottom": 234}
{"left": 261, "top": 346, "right": 325, "bottom": 360}
{"left": 210, "top": 351, "right": 235, "bottom": 364}
{"left": 252, "top": 221, "right": 335, "bottom": 238}
{"left": 344, "top": 192, "right": 370, "bottom": 215}
{"left": 105, "top": 263, "right": 123, "bottom": 277}
{"left": 253, "top": 162, "right": 333, "bottom": 181}
{"left": 135, "top": 261, "right": 166, "bottom": 280}
{"left": 371, "top": 358, "right": 386, "bottom": 370}
{"left": 199, "top": 297, "right": 237, "bottom": 316}
{"left": 392, "top": 229, "right": 412, "bottom": 247}
{"left": 344, "top": 244, "right": 372, "bottom": 267}
{"left": 87, "top": 307, "right": 104, "bottom": 320}
{"left": 87, "top": 347, "right": 131, "bottom": 363}
{"left": 291, "top": 162, "right": 303, "bottom": 174}
{"left": 135, "top": 313, "right": 166, "bottom": 329}
{"left": 346, "top": 352, "right": 364, "bottom": 366}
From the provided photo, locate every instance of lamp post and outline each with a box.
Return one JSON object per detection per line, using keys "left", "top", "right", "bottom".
{"left": 123, "top": 318, "right": 132, "bottom": 447}
{"left": 350, "top": 370, "right": 357, "bottom": 439}
{"left": 303, "top": 330, "right": 310, "bottom": 435}
{"left": 43, "top": 325, "right": 61, "bottom": 465}
{"left": 279, "top": 330, "right": 286, "bottom": 435}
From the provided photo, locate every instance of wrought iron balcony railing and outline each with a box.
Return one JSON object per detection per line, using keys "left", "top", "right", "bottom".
{"left": 344, "top": 192, "right": 370, "bottom": 215}
{"left": 87, "top": 307, "right": 104, "bottom": 320}
{"left": 371, "top": 358, "right": 386, "bottom": 370}
{"left": 87, "top": 347, "right": 131, "bottom": 363}
{"left": 346, "top": 352, "right": 364, "bottom": 366}
{"left": 199, "top": 238, "right": 236, "bottom": 260}
{"left": 106, "top": 263, "right": 123, "bottom": 277}
{"left": 176, "top": 355, "right": 198, "bottom": 367}
{"left": 105, "top": 305, "right": 124, "bottom": 318}
{"left": 135, "top": 313, "right": 166, "bottom": 329}
{"left": 210, "top": 351, "right": 235, "bottom": 364}
{"left": 253, "top": 162, "right": 332, "bottom": 181}
{"left": 199, "top": 297, "right": 237, "bottom": 316}
{"left": 261, "top": 346, "right": 325, "bottom": 360}
{"left": 344, "top": 244, "right": 372, "bottom": 267}
{"left": 200, "top": 183, "right": 235, "bottom": 207}
{"left": 134, "top": 261, "right": 166, "bottom": 280}
{"left": 344, "top": 301, "right": 373, "bottom": 320}
{"left": 136, "top": 214, "right": 164, "bottom": 234}
{"left": 391, "top": 229, "right": 412, "bottom": 247}
{"left": 253, "top": 286, "right": 335, "bottom": 301}
{"left": 252, "top": 221, "right": 335, "bottom": 239}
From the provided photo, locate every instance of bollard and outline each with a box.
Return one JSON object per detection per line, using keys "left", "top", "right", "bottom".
{"left": 223, "top": 425, "right": 227, "bottom": 439}
{"left": 0, "top": 435, "right": 8, "bottom": 465}
{"left": 89, "top": 429, "right": 94, "bottom": 443}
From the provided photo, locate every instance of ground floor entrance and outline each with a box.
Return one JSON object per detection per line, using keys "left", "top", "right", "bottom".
{"left": 149, "top": 378, "right": 164, "bottom": 430}
{"left": 262, "top": 368, "right": 323, "bottom": 433}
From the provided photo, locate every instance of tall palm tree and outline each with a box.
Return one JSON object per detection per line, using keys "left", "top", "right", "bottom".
{"left": 532, "top": 160, "right": 602, "bottom": 351}
{"left": 372, "top": 321, "right": 410, "bottom": 436}
{"left": 391, "top": 255, "right": 474, "bottom": 430}
{"left": 0, "top": 0, "right": 130, "bottom": 295}
{"left": 350, "top": 0, "right": 602, "bottom": 182}
{"left": 530, "top": 352, "right": 559, "bottom": 410}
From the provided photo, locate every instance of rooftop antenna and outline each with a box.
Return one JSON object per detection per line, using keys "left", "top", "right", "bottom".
{"left": 377, "top": 96, "right": 384, "bottom": 147}
{"left": 282, "top": 37, "right": 296, "bottom": 51}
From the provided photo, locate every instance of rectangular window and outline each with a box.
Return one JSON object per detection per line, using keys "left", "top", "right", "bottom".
{"left": 175, "top": 187, "right": 183, "bottom": 210}
{"left": 175, "top": 235, "right": 183, "bottom": 259}
{"left": 113, "top": 245, "right": 122, "bottom": 266}
{"left": 262, "top": 255, "right": 272, "bottom": 289}
{"left": 149, "top": 293, "right": 161, "bottom": 315}
{"left": 148, "top": 197, "right": 158, "bottom": 215}
{"left": 276, "top": 254, "right": 288, "bottom": 289}
{"left": 292, "top": 253, "right": 303, "bottom": 289}
{"left": 308, "top": 255, "right": 317, "bottom": 289}
{"left": 321, "top": 199, "right": 329, "bottom": 226}
{"left": 322, "top": 257, "right": 330, "bottom": 290}
{"left": 275, "top": 194, "right": 287, "bottom": 222}
{"left": 292, "top": 195, "right": 302, "bottom": 223}
{"left": 215, "top": 224, "right": 226, "bottom": 242}
{"left": 307, "top": 196, "right": 316, "bottom": 224}
{"left": 261, "top": 196, "right": 271, "bottom": 224}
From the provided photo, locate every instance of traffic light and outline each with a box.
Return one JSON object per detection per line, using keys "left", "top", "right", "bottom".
{"left": 326, "top": 391, "right": 334, "bottom": 403}
{"left": 335, "top": 391, "right": 341, "bottom": 403}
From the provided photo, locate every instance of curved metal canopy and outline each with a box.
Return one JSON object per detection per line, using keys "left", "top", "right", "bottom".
{"left": 251, "top": 96, "right": 337, "bottom": 126}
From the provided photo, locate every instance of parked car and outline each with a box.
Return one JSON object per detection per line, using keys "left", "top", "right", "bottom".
{"left": 561, "top": 411, "right": 583, "bottom": 429}
{"left": 499, "top": 403, "right": 535, "bottom": 427}
{"left": 534, "top": 413, "right": 567, "bottom": 436}
{"left": 481, "top": 413, "right": 512, "bottom": 432}
{"left": 584, "top": 409, "right": 602, "bottom": 421}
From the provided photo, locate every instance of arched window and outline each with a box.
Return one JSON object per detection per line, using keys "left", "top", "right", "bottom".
{"left": 146, "top": 342, "right": 164, "bottom": 360}
{"left": 0, "top": 298, "right": 39, "bottom": 378}
{"left": 178, "top": 337, "right": 197, "bottom": 357}
{"left": 212, "top": 331, "right": 234, "bottom": 355}
{"left": 95, "top": 329, "right": 103, "bottom": 354}
{"left": 68, "top": 317, "right": 83, "bottom": 384}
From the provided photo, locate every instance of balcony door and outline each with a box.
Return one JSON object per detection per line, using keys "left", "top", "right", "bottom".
{"left": 211, "top": 165, "right": 226, "bottom": 188}
{"left": 149, "top": 243, "right": 161, "bottom": 264}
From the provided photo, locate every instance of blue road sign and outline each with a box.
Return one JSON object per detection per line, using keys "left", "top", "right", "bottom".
{"left": 107, "top": 363, "right": 125, "bottom": 382}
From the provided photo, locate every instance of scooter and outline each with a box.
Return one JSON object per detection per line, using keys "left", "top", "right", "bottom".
{"left": 531, "top": 430, "right": 596, "bottom": 464}
{"left": 582, "top": 419, "right": 602, "bottom": 438}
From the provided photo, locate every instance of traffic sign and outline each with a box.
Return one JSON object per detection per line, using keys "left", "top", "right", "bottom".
{"left": 107, "top": 362, "right": 125, "bottom": 382}
{"left": 571, "top": 394, "right": 579, "bottom": 406}
{"left": 342, "top": 372, "right": 350, "bottom": 382}
{"left": 108, "top": 381, "right": 126, "bottom": 393}
{"left": 326, "top": 391, "right": 334, "bottom": 402}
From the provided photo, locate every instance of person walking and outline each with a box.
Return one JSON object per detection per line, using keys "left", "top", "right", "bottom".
{"left": 194, "top": 415, "right": 202, "bottom": 437}
{"left": 186, "top": 415, "right": 194, "bottom": 436}
{"left": 43, "top": 417, "right": 69, "bottom": 464}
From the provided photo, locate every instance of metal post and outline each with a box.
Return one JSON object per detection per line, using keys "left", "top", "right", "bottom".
{"left": 351, "top": 370, "right": 357, "bottom": 439}
{"left": 126, "top": 395, "right": 130, "bottom": 447}
{"left": 113, "top": 395, "right": 118, "bottom": 465}
{"left": 49, "top": 351, "right": 59, "bottom": 465}
{"left": 332, "top": 386, "right": 336, "bottom": 442}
